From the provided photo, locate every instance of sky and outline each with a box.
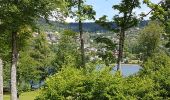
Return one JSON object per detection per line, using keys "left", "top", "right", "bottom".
{"left": 66, "top": 0, "right": 161, "bottom": 22}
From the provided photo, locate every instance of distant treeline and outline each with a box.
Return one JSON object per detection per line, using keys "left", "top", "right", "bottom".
{"left": 38, "top": 18, "right": 149, "bottom": 33}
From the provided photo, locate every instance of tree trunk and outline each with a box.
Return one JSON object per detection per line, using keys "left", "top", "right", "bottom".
{"left": 117, "top": 28, "right": 125, "bottom": 73}
{"left": 11, "top": 31, "right": 18, "bottom": 100}
{"left": 78, "top": 0, "right": 85, "bottom": 67}
{"left": 0, "top": 59, "right": 3, "bottom": 100}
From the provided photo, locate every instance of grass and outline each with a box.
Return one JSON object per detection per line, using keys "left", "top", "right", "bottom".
{"left": 4, "top": 90, "right": 39, "bottom": 100}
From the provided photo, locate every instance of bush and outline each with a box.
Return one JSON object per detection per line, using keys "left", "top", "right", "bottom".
{"left": 138, "top": 53, "right": 170, "bottom": 99}
{"left": 36, "top": 53, "right": 170, "bottom": 100}
{"left": 125, "top": 76, "right": 162, "bottom": 100}
{"left": 35, "top": 66, "right": 126, "bottom": 100}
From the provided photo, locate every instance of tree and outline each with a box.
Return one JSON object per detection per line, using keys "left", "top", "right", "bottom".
{"left": 17, "top": 32, "right": 55, "bottom": 91}
{"left": 143, "top": 0, "right": 170, "bottom": 49}
{"left": 137, "top": 21, "right": 164, "bottom": 61}
{"left": 0, "top": 0, "right": 66, "bottom": 100}
{"left": 97, "top": 0, "right": 140, "bottom": 72}
{"left": 95, "top": 37, "right": 116, "bottom": 66}
{"left": 66, "top": 0, "right": 95, "bottom": 67}
{"left": 113, "top": 0, "right": 140, "bottom": 72}
{"left": 0, "top": 25, "right": 11, "bottom": 100}
{"left": 0, "top": 30, "right": 11, "bottom": 98}
{"left": 0, "top": 59, "right": 3, "bottom": 100}
{"left": 78, "top": 0, "right": 85, "bottom": 67}
{"left": 51, "top": 30, "right": 81, "bottom": 70}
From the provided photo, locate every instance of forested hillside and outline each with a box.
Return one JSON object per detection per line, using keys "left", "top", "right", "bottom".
{"left": 37, "top": 18, "right": 149, "bottom": 33}
{"left": 0, "top": 0, "right": 170, "bottom": 100}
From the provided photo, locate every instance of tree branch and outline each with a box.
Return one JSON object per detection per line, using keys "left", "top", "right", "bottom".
{"left": 140, "top": 0, "right": 164, "bottom": 18}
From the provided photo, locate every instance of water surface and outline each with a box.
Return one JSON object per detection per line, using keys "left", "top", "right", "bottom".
{"left": 113, "top": 64, "right": 141, "bottom": 76}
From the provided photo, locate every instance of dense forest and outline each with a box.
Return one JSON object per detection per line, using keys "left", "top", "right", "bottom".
{"left": 0, "top": 0, "right": 170, "bottom": 100}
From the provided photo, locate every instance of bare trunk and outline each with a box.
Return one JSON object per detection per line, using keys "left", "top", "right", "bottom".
{"left": 0, "top": 59, "right": 3, "bottom": 100}
{"left": 79, "top": 20, "right": 85, "bottom": 67}
{"left": 78, "top": 0, "right": 85, "bottom": 67}
{"left": 11, "top": 31, "right": 18, "bottom": 100}
{"left": 117, "top": 28, "right": 125, "bottom": 73}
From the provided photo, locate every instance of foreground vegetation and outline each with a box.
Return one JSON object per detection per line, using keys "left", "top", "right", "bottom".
{"left": 1, "top": 0, "right": 170, "bottom": 100}
{"left": 36, "top": 53, "right": 170, "bottom": 100}
{"left": 4, "top": 91, "right": 38, "bottom": 100}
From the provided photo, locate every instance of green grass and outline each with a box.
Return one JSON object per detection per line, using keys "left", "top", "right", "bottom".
{"left": 4, "top": 90, "right": 39, "bottom": 100}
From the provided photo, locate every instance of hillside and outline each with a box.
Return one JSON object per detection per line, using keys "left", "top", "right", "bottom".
{"left": 37, "top": 18, "right": 149, "bottom": 33}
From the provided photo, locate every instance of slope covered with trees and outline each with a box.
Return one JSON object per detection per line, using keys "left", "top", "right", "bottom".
{"left": 0, "top": 0, "right": 170, "bottom": 100}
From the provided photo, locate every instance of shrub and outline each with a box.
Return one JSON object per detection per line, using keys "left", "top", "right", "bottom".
{"left": 35, "top": 66, "right": 126, "bottom": 100}
{"left": 138, "top": 53, "right": 170, "bottom": 99}
{"left": 36, "top": 53, "right": 170, "bottom": 100}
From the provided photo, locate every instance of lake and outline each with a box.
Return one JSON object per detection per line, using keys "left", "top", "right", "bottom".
{"left": 31, "top": 64, "right": 142, "bottom": 89}
{"left": 113, "top": 64, "right": 141, "bottom": 76}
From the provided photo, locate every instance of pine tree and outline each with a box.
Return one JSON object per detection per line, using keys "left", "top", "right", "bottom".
{"left": 97, "top": 0, "right": 140, "bottom": 72}
{"left": 66, "top": 0, "right": 95, "bottom": 67}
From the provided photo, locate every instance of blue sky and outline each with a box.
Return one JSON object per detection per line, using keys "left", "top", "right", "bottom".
{"left": 66, "top": 0, "right": 161, "bottom": 22}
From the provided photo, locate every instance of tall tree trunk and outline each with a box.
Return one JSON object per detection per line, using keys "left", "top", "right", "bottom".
{"left": 78, "top": 0, "right": 85, "bottom": 67}
{"left": 0, "top": 59, "right": 3, "bottom": 100}
{"left": 117, "top": 28, "right": 125, "bottom": 73}
{"left": 11, "top": 31, "right": 18, "bottom": 100}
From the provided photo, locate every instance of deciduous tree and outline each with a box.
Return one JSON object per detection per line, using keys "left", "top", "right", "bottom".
{"left": 143, "top": 0, "right": 170, "bottom": 49}
{"left": 137, "top": 21, "right": 164, "bottom": 61}
{"left": 0, "top": 0, "right": 66, "bottom": 99}
{"left": 0, "top": 59, "right": 3, "bottom": 100}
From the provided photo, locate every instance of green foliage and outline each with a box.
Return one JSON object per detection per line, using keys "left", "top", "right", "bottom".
{"left": 139, "top": 52, "right": 170, "bottom": 99}
{"left": 96, "top": 0, "right": 140, "bottom": 32}
{"left": 29, "top": 32, "right": 54, "bottom": 67}
{"left": 137, "top": 21, "right": 164, "bottom": 61}
{"left": 18, "top": 82, "right": 31, "bottom": 93}
{"left": 0, "top": 31, "right": 10, "bottom": 60}
{"left": 113, "top": 0, "right": 140, "bottom": 30}
{"left": 95, "top": 15, "right": 116, "bottom": 32}
{"left": 36, "top": 52, "right": 170, "bottom": 100}
{"left": 66, "top": 0, "right": 96, "bottom": 21}
{"left": 17, "top": 32, "right": 55, "bottom": 92}
{"left": 142, "top": 53, "right": 170, "bottom": 73}
{"left": 63, "top": 30, "right": 78, "bottom": 37}
{"left": 3, "top": 63, "right": 10, "bottom": 88}
{"left": 95, "top": 37, "right": 116, "bottom": 66}
{"left": 0, "top": 0, "right": 68, "bottom": 59}
{"left": 0, "top": 0, "right": 66, "bottom": 26}
{"left": 36, "top": 66, "right": 127, "bottom": 100}
{"left": 125, "top": 76, "right": 157, "bottom": 100}
{"left": 144, "top": 0, "right": 170, "bottom": 49}
{"left": 66, "top": 0, "right": 95, "bottom": 67}
{"left": 1, "top": 0, "right": 170, "bottom": 100}
{"left": 18, "top": 51, "right": 40, "bottom": 82}
{"left": 143, "top": 0, "right": 166, "bottom": 21}
{"left": 96, "top": 0, "right": 141, "bottom": 71}
{"left": 51, "top": 30, "right": 81, "bottom": 71}
{"left": 0, "top": 0, "right": 68, "bottom": 96}
{"left": 125, "top": 53, "right": 170, "bottom": 99}
{"left": 95, "top": 37, "right": 116, "bottom": 50}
